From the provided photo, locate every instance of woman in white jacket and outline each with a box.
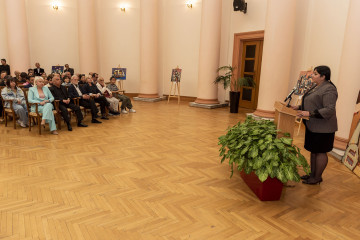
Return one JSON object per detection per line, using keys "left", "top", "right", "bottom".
{"left": 96, "top": 77, "right": 120, "bottom": 115}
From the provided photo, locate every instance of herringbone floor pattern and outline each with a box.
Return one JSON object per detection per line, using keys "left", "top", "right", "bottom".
{"left": 0, "top": 100, "right": 359, "bottom": 240}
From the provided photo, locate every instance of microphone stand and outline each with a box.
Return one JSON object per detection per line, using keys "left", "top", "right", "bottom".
{"left": 284, "top": 87, "right": 296, "bottom": 107}
{"left": 286, "top": 95, "right": 292, "bottom": 107}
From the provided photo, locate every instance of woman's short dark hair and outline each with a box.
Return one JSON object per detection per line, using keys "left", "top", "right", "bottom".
{"left": 314, "top": 65, "right": 331, "bottom": 81}
{"left": 5, "top": 76, "right": 17, "bottom": 88}
{"left": 110, "top": 76, "right": 116, "bottom": 80}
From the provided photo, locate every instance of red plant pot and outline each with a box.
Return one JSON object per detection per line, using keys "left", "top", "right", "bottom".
{"left": 240, "top": 171, "right": 283, "bottom": 201}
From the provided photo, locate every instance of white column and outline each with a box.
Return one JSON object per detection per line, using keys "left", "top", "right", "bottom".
{"left": 194, "top": 0, "right": 222, "bottom": 104}
{"left": 78, "top": 0, "right": 99, "bottom": 74}
{"left": 138, "top": 0, "right": 159, "bottom": 98}
{"left": 4, "top": 0, "right": 30, "bottom": 74}
{"left": 334, "top": 0, "right": 360, "bottom": 149}
{"left": 253, "top": 0, "right": 297, "bottom": 118}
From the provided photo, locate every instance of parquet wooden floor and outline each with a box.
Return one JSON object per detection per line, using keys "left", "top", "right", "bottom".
{"left": 0, "top": 100, "right": 359, "bottom": 240}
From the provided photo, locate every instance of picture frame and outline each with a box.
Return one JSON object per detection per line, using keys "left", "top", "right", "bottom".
{"left": 294, "top": 70, "right": 314, "bottom": 95}
{"left": 112, "top": 68, "right": 127, "bottom": 80}
{"left": 52, "top": 66, "right": 64, "bottom": 74}
{"left": 171, "top": 68, "right": 182, "bottom": 82}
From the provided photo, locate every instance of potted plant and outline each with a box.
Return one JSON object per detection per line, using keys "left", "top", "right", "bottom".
{"left": 214, "top": 65, "right": 255, "bottom": 113}
{"left": 218, "top": 115, "right": 310, "bottom": 201}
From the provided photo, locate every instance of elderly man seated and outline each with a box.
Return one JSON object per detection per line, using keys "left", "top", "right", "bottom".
{"left": 67, "top": 75, "right": 102, "bottom": 124}
{"left": 49, "top": 74, "right": 88, "bottom": 131}
{"left": 82, "top": 76, "right": 109, "bottom": 120}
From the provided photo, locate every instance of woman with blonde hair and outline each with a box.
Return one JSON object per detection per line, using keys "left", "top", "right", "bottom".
{"left": 28, "top": 76, "right": 58, "bottom": 135}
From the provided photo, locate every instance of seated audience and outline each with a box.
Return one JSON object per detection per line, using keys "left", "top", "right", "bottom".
{"left": 0, "top": 71, "right": 6, "bottom": 86}
{"left": 82, "top": 76, "right": 109, "bottom": 120}
{"left": 18, "top": 72, "right": 28, "bottom": 84}
{"left": 28, "top": 77, "right": 58, "bottom": 135}
{"left": 79, "top": 74, "right": 86, "bottom": 85}
{"left": 96, "top": 77, "right": 120, "bottom": 115}
{"left": 41, "top": 72, "right": 47, "bottom": 80}
{"left": 92, "top": 73, "right": 98, "bottom": 84}
{"left": 49, "top": 74, "right": 87, "bottom": 131}
{"left": 23, "top": 76, "right": 34, "bottom": 88}
{"left": 62, "top": 76, "right": 71, "bottom": 87}
{"left": 14, "top": 71, "right": 20, "bottom": 79}
{"left": 28, "top": 68, "right": 34, "bottom": 76}
{"left": 1, "top": 76, "right": 28, "bottom": 128}
{"left": 45, "top": 75, "right": 53, "bottom": 87}
{"left": 0, "top": 59, "right": 11, "bottom": 76}
{"left": 68, "top": 75, "right": 102, "bottom": 124}
{"left": 64, "top": 72, "right": 71, "bottom": 79}
{"left": 108, "top": 76, "right": 136, "bottom": 113}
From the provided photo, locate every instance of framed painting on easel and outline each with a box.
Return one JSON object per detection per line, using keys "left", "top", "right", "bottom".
{"left": 343, "top": 90, "right": 360, "bottom": 178}
{"left": 112, "top": 67, "right": 126, "bottom": 92}
{"left": 52, "top": 65, "right": 64, "bottom": 74}
{"left": 168, "top": 68, "right": 182, "bottom": 104}
{"left": 294, "top": 70, "right": 314, "bottom": 96}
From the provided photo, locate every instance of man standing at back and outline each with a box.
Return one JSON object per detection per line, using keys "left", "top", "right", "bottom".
{"left": 33, "top": 62, "right": 44, "bottom": 76}
{"left": 64, "top": 64, "right": 74, "bottom": 76}
{"left": 0, "top": 59, "right": 11, "bottom": 76}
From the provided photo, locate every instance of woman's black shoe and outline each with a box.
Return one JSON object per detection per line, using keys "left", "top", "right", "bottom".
{"left": 300, "top": 175, "right": 310, "bottom": 180}
{"left": 101, "top": 116, "right": 109, "bottom": 120}
{"left": 302, "top": 178, "right": 323, "bottom": 185}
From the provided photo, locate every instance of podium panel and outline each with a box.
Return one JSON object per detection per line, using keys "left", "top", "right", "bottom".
{"left": 274, "top": 101, "right": 307, "bottom": 139}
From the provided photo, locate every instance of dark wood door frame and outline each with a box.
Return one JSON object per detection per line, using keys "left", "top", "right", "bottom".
{"left": 232, "top": 31, "right": 264, "bottom": 109}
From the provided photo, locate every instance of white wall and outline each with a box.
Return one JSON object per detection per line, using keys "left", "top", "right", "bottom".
{"left": 219, "top": 0, "right": 268, "bottom": 101}
{"left": 0, "top": 0, "right": 353, "bottom": 98}
{"left": 95, "top": 0, "right": 141, "bottom": 93}
{"left": 159, "top": 0, "right": 202, "bottom": 97}
{"left": 289, "top": 0, "right": 349, "bottom": 90}
{"left": 25, "top": 0, "right": 80, "bottom": 74}
{"left": 0, "top": 0, "right": 9, "bottom": 64}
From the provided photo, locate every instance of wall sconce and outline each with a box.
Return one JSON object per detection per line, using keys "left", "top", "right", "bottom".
{"left": 186, "top": 1, "right": 193, "bottom": 8}
{"left": 120, "top": 7, "right": 126, "bottom": 12}
{"left": 52, "top": 1, "right": 59, "bottom": 11}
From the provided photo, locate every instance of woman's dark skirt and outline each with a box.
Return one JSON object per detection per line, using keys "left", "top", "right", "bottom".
{"left": 304, "top": 128, "right": 335, "bottom": 153}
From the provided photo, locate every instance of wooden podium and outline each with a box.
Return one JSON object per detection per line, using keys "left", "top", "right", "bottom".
{"left": 274, "top": 101, "right": 308, "bottom": 139}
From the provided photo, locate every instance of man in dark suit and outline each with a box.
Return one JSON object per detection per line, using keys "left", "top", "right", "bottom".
{"left": 82, "top": 77, "right": 110, "bottom": 120}
{"left": 0, "top": 59, "right": 11, "bottom": 76}
{"left": 33, "top": 62, "right": 44, "bottom": 76}
{"left": 64, "top": 64, "right": 74, "bottom": 76}
{"left": 49, "top": 74, "right": 88, "bottom": 131}
{"left": 68, "top": 75, "right": 102, "bottom": 124}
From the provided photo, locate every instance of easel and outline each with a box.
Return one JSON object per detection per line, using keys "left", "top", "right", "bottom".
{"left": 294, "top": 66, "right": 313, "bottom": 136}
{"left": 116, "top": 64, "right": 125, "bottom": 94}
{"left": 167, "top": 66, "right": 181, "bottom": 104}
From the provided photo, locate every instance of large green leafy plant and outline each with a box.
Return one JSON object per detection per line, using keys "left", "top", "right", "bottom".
{"left": 218, "top": 116, "right": 310, "bottom": 183}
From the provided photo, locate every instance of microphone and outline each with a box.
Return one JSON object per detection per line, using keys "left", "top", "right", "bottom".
{"left": 284, "top": 87, "right": 297, "bottom": 102}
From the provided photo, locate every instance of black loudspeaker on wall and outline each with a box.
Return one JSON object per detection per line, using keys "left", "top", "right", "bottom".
{"left": 233, "top": 0, "right": 247, "bottom": 14}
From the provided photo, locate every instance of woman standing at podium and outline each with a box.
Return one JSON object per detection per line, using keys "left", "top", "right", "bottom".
{"left": 292, "top": 66, "right": 338, "bottom": 185}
